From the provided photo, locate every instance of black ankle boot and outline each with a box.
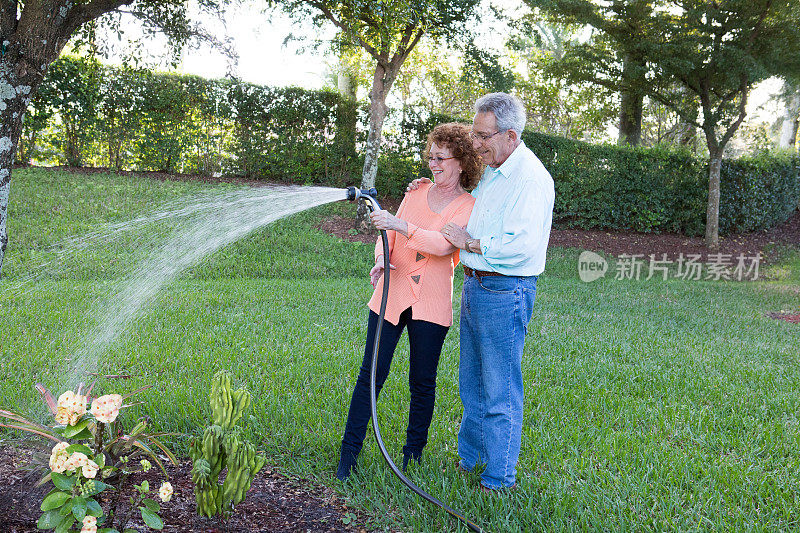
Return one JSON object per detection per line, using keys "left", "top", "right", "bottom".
{"left": 337, "top": 446, "right": 359, "bottom": 481}
{"left": 402, "top": 450, "right": 422, "bottom": 472}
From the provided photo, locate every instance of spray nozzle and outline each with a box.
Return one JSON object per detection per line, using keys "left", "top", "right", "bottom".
{"left": 346, "top": 186, "right": 381, "bottom": 211}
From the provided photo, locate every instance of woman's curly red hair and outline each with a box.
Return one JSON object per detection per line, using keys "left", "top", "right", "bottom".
{"left": 423, "top": 123, "right": 483, "bottom": 190}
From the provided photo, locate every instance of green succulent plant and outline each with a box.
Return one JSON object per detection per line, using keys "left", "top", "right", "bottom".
{"left": 189, "top": 371, "right": 266, "bottom": 518}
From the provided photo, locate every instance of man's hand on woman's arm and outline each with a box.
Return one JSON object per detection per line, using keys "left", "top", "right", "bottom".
{"left": 406, "top": 177, "right": 432, "bottom": 192}
{"left": 441, "top": 223, "right": 481, "bottom": 254}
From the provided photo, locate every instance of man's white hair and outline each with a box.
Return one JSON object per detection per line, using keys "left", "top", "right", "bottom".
{"left": 474, "top": 92, "right": 526, "bottom": 134}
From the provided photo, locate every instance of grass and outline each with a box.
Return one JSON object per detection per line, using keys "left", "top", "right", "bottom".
{"left": 2, "top": 167, "right": 800, "bottom": 532}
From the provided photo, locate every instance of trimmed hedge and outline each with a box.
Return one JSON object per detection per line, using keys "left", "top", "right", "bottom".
{"left": 18, "top": 56, "right": 800, "bottom": 236}
{"left": 719, "top": 153, "right": 800, "bottom": 234}
{"left": 526, "top": 131, "right": 800, "bottom": 235}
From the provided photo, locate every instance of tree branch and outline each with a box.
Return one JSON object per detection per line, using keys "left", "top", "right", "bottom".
{"left": 406, "top": 27, "right": 425, "bottom": 57}
{"left": 648, "top": 91, "right": 703, "bottom": 131}
{"left": 61, "top": 0, "right": 132, "bottom": 46}
{"left": 113, "top": 6, "right": 239, "bottom": 69}
{"left": 395, "top": 24, "right": 414, "bottom": 55}
{"left": 747, "top": 0, "right": 773, "bottom": 49}
{"left": 719, "top": 75, "right": 750, "bottom": 148}
{"left": 312, "top": 2, "right": 383, "bottom": 63}
{"left": 677, "top": 72, "right": 701, "bottom": 98}
{"left": 391, "top": 25, "right": 424, "bottom": 71}
{"left": 584, "top": 75, "right": 619, "bottom": 91}
{"left": 356, "top": 10, "right": 381, "bottom": 34}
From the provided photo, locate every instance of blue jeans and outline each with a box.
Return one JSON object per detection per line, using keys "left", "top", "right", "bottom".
{"left": 457, "top": 274, "right": 537, "bottom": 489}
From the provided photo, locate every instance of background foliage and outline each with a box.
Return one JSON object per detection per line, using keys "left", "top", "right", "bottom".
{"left": 19, "top": 56, "right": 800, "bottom": 236}
{"left": 527, "top": 132, "right": 800, "bottom": 235}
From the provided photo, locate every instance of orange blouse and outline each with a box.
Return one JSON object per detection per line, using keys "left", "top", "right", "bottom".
{"left": 367, "top": 182, "right": 475, "bottom": 327}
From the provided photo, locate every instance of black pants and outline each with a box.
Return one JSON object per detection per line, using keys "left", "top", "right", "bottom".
{"left": 341, "top": 308, "right": 449, "bottom": 459}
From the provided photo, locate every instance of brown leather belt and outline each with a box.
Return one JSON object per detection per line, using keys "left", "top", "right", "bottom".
{"left": 463, "top": 266, "right": 505, "bottom": 278}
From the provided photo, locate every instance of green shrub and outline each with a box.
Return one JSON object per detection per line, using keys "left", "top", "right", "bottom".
{"left": 523, "top": 131, "right": 798, "bottom": 236}
{"left": 719, "top": 153, "right": 800, "bottom": 234}
{"left": 21, "top": 56, "right": 800, "bottom": 236}
{"left": 35, "top": 55, "right": 102, "bottom": 167}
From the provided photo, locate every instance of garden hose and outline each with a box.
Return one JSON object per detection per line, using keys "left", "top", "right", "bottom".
{"left": 346, "top": 187, "right": 486, "bottom": 533}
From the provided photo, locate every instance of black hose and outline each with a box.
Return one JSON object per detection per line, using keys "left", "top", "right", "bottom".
{"left": 360, "top": 196, "right": 487, "bottom": 533}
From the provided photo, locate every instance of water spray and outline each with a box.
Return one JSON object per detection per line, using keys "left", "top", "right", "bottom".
{"left": 345, "top": 186, "right": 486, "bottom": 533}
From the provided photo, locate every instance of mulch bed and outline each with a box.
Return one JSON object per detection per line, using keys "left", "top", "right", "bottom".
{"left": 319, "top": 199, "right": 800, "bottom": 265}
{"left": 0, "top": 445, "right": 368, "bottom": 532}
{"left": 765, "top": 312, "right": 800, "bottom": 324}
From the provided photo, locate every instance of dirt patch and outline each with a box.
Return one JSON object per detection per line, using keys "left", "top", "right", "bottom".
{"left": 0, "top": 445, "right": 369, "bottom": 533}
{"left": 319, "top": 203, "right": 800, "bottom": 264}
{"left": 547, "top": 210, "right": 800, "bottom": 264}
{"left": 765, "top": 312, "right": 800, "bottom": 324}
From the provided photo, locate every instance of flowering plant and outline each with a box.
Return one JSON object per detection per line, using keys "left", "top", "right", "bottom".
{"left": 0, "top": 382, "right": 178, "bottom": 532}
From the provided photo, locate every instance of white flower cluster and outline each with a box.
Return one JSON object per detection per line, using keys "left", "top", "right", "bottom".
{"left": 81, "top": 515, "right": 97, "bottom": 533}
{"left": 55, "top": 390, "right": 87, "bottom": 426}
{"left": 159, "top": 481, "right": 173, "bottom": 502}
{"left": 48, "top": 442, "right": 99, "bottom": 478}
{"left": 90, "top": 394, "right": 123, "bottom": 424}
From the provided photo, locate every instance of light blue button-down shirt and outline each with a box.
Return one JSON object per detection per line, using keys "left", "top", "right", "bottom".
{"left": 461, "top": 141, "right": 555, "bottom": 276}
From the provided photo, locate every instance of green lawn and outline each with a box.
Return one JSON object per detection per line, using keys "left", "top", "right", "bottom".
{"left": 2, "top": 167, "right": 800, "bottom": 532}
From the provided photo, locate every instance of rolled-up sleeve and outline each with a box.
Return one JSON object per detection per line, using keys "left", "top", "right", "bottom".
{"left": 461, "top": 144, "right": 555, "bottom": 277}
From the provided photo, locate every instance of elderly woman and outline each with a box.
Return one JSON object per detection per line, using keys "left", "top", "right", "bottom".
{"left": 337, "top": 123, "right": 482, "bottom": 480}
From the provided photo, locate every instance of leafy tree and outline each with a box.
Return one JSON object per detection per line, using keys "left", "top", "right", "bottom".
{"left": 642, "top": 0, "right": 800, "bottom": 247}
{"left": 508, "top": 19, "right": 616, "bottom": 141}
{"left": 523, "top": 0, "right": 656, "bottom": 145}
{"left": 384, "top": 39, "right": 513, "bottom": 123}
{"left": 271, "top": 0, "right": 480, "bottom": 227}
{"left": 0, "top": 0, "right": 222, "bottom": 274}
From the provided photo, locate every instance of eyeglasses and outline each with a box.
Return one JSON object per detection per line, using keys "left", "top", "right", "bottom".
{"left": 427, "top": 156, "right": 456, "bottom": 164}
{"left": 469, "top": 130, "right": 503, "bottom": 142}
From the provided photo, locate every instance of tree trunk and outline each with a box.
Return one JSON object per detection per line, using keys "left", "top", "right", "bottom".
{"left": 0, "top": 56, "right": 39, "bottom": 275}
{"left": 678, "top": 121, "right": 698, "bottom": 150}
{"left": 705, "top": 153, "right": 723, "bottom": 250}
{"left": 356, "top": 62, "right": 395, "bottom": 230}
{"left": 617, "top": 55, "right": 644, "bottom": 146}
{"left": 0, "top": 23, "right": 61, "bottom": 275}
{"left": 337, "top": 69, "right": 357, "bottom": 101}
{"left": 335, "top": 64, "right": 357, "bottom": 184}
{"left": 779, "top": 88, "right": 800, "bottom": 150}
{"left": 618, "top": 87, "right": 643, "bottom": 146}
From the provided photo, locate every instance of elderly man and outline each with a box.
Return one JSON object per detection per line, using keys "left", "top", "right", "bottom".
{"left": 440, "top": 92, "right": 554, "bottom": 491}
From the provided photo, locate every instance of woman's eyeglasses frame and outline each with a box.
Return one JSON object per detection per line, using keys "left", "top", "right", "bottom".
{"left": 427, "top": 156, "right": 457, "bottom": 164}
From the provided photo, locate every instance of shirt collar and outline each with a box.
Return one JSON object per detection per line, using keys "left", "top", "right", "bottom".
{"left": 490, "top": 141, "right": 526, "bottom": 179}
